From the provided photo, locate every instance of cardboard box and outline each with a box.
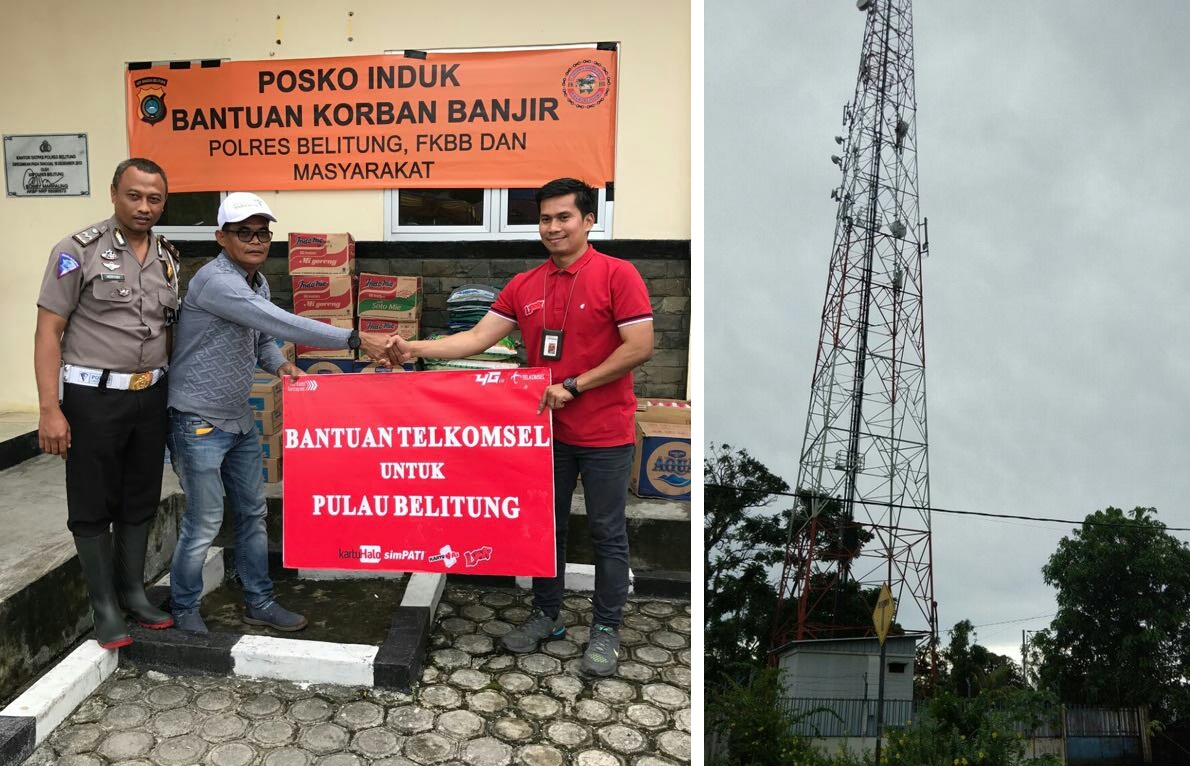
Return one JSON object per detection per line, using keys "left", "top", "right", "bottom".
{"left": 629, "top": 420, "right": 692, "bottom": 501}
{"left": 296, "top": 358, "right": 355, "bottom": 375}
{"left": 358, "top": 317, "right": 419, "bottom": 340}
{"left": 274, "top": 339, "right": 297, "bottom": 364}
{"left": 635, "top": 398, "right": 692, "bottom": 425}
{"left": 354, "top": 361, "right": 414, "bottom": 373}
{"left": 295, "top": 318, "right": 354, "bottom": 359}
{"left": 357, "top": 273, "right": 422, "bottom": 319}
{"left": 254, "top": 407, "right": 283, "bottom": 436}
{"left": 260, "top": 432, "right": 283, "bottom": 460}
{"left": 292, "top": 275, "right": 355, "bottom": 318}
{"left": 249, "top": 376, "right": 283, "bottom": 412}
{"left": 288, "top": 232, "right": 355, "bottom": 275}
{"left": 262, "top": 457, "right": 282, "bottom": 484}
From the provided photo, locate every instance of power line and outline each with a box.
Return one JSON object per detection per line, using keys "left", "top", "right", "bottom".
{"left": 704, "top": 483, "right": 1190, "bottom": 532}
{"left": 972, "top": 613, "right": 1056, "bottom": 629}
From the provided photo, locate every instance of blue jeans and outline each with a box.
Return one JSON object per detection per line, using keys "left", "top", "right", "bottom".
{"left": 534, "top": 441, "right": 634, "bottom": 628}
{"left": 167, "top": 411, "right": 273, "bottom": 613}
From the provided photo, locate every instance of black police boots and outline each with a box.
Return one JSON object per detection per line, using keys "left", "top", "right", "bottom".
{"left": 73, "top": 532, "right": 132, "bottom": 649}
{"left": 113, "top": 521, "right": 174, "bottom": 629}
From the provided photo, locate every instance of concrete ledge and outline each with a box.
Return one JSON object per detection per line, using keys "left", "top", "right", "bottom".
{"left": 0, "top": 432, "right": 38, "bottom": 473}
{"left": 120, "top": 571, "right": 445, "bottom": 693}
{"left": 0, "top": 640, "right": 117, "bottom": 756}
{"left": 233, "top": 635, "right": 378, "bottom": 687}
{"left": 0, "top": 716, "right": 33, "bottom": 766}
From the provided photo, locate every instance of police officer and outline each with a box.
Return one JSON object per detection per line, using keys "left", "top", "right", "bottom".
{"left": 34, "top": 158, "right": 180, "bottom": 649}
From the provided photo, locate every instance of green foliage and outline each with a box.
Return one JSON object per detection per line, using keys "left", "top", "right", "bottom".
{"left": 704, "top": 443, "right": 791, "bottom": 685}
{"left": 706, "top": 667, "right": 823, "bottom": 766}
{"left": 883, "top": 688, "right": 1061, "bottom": 766}
{"left": 938, "top": 620, "right": 1025, "bottom": 698}
{"left": 1034, "top": 506, "right": 1190, "bottom": 720}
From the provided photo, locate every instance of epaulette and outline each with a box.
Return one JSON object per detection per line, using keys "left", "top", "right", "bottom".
{"left": 72, "top": 223, "right": 108, "bottom": 247}
{"left": 157, "top": 234, "right": 181, "bottom": 259}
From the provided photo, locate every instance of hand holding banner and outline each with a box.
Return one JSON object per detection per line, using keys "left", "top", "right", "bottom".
{"left": 282, "top": 369, "right": 555, "bottom": 575}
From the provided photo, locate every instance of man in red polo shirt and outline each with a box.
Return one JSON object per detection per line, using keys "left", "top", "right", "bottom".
{"left": 391, "top": 178, "right": 653, "bottom": 676}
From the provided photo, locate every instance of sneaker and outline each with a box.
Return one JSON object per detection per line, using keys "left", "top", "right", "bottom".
{"left": 581, "top": 624, "right": 621, "bottom": 676}
{"left": 501, "top": 608, "right": 565, "bottom": 653}
{"left": 172, "top": 609, "right": 209, "bottom": 636}
{"left": 243, "top": 601, "right": 308, "bottom": 632}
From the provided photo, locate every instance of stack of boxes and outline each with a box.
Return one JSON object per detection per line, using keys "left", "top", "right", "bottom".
{"left": 357, "top": 273, "right": 422, "bottom": 372}
{"left": 287, "top": 232, "right": 423, "bottom": 374}
{"left": 251, "top": 339, "right": 295, "bottom": 484}
{"left": 289, "top": 232, "right": 357, "bottom": 374}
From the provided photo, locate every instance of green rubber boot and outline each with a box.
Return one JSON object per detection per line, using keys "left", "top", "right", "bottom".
{"left": 73, "top": 532, "right": 132, "bottom": 649}
{"left": 114, "top": 521, "right": 173, "bottom": 629}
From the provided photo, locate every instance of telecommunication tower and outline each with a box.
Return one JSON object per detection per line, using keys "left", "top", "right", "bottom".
{"left": 772, "top": 0, "right": 937, "bottom": 657}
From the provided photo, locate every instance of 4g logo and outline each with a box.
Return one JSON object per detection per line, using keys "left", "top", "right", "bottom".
{"left": 475, "top": 371, "right": 503, "bottom": 386}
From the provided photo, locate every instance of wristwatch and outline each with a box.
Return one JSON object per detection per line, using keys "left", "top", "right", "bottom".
{"left": 562, "top": 377, "right": 581, "bottom": 397}
{"left": 347, "top": 330, "right": 361, "bottom": 350}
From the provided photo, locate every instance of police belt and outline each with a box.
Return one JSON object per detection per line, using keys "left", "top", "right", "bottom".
{"left": 63, "top": 364, "right": 165, "bottom": 391}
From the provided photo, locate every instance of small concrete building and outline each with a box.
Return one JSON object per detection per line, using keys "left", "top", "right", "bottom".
{"left": 774, "top": 635, "right": 921, "bottom": 748}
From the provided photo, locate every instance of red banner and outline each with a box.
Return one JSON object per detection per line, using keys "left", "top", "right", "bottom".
{"left": 125, "top": 48, "right": 617, "bottom": 191}
{"left": 282, "top": 369, "right": 555, "bottom": 575}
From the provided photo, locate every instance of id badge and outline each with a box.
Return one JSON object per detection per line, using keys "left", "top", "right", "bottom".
{"left": 541, "top": 329, "right": 563, "bottom": 360}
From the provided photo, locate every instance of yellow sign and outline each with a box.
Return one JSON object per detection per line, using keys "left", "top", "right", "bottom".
{"left": 873, "top": 583, "right": 896, "bottom": 645}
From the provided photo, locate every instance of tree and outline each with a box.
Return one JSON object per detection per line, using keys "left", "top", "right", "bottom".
{"left": 1034, "top": 506, "right": 1190, "bottom": 721}
{"left": 705, "top": 444, "right": 885, "bottom": 687}
{"left": 704, "top": 443, "right": 790, "bottom": 686}
{"left": 937, "top": 619, "right": 1024, "bottom": 698}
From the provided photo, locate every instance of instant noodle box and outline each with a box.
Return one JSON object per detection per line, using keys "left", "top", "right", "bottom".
{"left": 357, "top": 273, "right": 422, "bottom": 320}
{"left": 294, "top": 318, "right": 355, "bottom": 359}
{"left": 292, "top": 275, "right": 355, "bottom": 318}
{"left": 288, "top": 232, "right": 356, "bottom": 275}
{"left": 358, "top": 316, "right": 419, "bottom": 340}
{"left": 296, "top": 358, "right": 355, "bottom": 374}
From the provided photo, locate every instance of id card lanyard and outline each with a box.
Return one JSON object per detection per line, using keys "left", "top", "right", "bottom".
{"left": 541, "top": 262, "right": 586, "bottom": 361}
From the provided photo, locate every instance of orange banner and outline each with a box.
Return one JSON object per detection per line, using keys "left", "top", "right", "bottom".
{"left": 126, "top": 48, "right": 617, "bottom": 192}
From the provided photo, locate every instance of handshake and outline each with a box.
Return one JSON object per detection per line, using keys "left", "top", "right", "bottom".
{"left": 356, "top": 331, "right": 420, "bottom": 367}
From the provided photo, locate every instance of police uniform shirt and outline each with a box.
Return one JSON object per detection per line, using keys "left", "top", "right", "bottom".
{"left": 37, "top": 217, "right": 179, "bottom": 373}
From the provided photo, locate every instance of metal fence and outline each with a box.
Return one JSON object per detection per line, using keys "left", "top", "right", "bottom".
{"left": 777, "top": 696, "right": 915, "bottom": 737}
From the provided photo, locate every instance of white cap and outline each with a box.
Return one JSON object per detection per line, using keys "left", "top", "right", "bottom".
{"left": 217, "top": 192, "right": 277, "bottom": 228}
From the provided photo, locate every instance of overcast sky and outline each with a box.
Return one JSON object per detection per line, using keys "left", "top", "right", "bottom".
{"left": 705, "top": 0, "right": 1190, "bottom": 661}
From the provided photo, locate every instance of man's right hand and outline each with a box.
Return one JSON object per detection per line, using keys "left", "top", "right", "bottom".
{"left": 39, "top": 407, "right": 70, "bottom": 458}
{"left": 387, "top": 335, "right": 417, "bottom": 364}
{"left": 358, "top": 331, "right": 393, "bottom": 367}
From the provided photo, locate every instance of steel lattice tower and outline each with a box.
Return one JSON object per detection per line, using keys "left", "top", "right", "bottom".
{"left": 772, "top": 0, "right": 937, "bottom": 656}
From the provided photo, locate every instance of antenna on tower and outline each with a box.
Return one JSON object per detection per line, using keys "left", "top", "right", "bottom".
{"left": 771, "top": 0, "right": 938, "bottom": 679}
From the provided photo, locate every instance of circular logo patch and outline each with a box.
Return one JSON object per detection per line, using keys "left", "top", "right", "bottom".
{"left": 562, "top": 60, "right": 612, "bottom": 109}
{"left": 643, "top": 441, "right": 691, "bottom": 497}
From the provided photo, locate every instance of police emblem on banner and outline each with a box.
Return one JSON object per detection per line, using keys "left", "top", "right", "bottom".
{"left": 134, "top": 76, "right": 169, "bottom": 125}
{"left": 562, "top": 60, "right": 611, "bottom": 109}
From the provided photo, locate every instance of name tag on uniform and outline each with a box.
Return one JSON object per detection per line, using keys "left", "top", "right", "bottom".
{"left": 100, "top": 273, "right": 126, "bottom": 282}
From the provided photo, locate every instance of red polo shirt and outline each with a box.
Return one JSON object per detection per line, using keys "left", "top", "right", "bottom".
{"left": 490, "top": 246, "right": 653, "bottom": 447}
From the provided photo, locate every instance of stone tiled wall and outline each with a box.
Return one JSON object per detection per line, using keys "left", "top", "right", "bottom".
{"left": 178, "top": 240, "right": 690, "bottom": 400}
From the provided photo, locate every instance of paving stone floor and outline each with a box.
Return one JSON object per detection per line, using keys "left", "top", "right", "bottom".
{"left": 23, "top": 585, "right": 691, "bottom": 765}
